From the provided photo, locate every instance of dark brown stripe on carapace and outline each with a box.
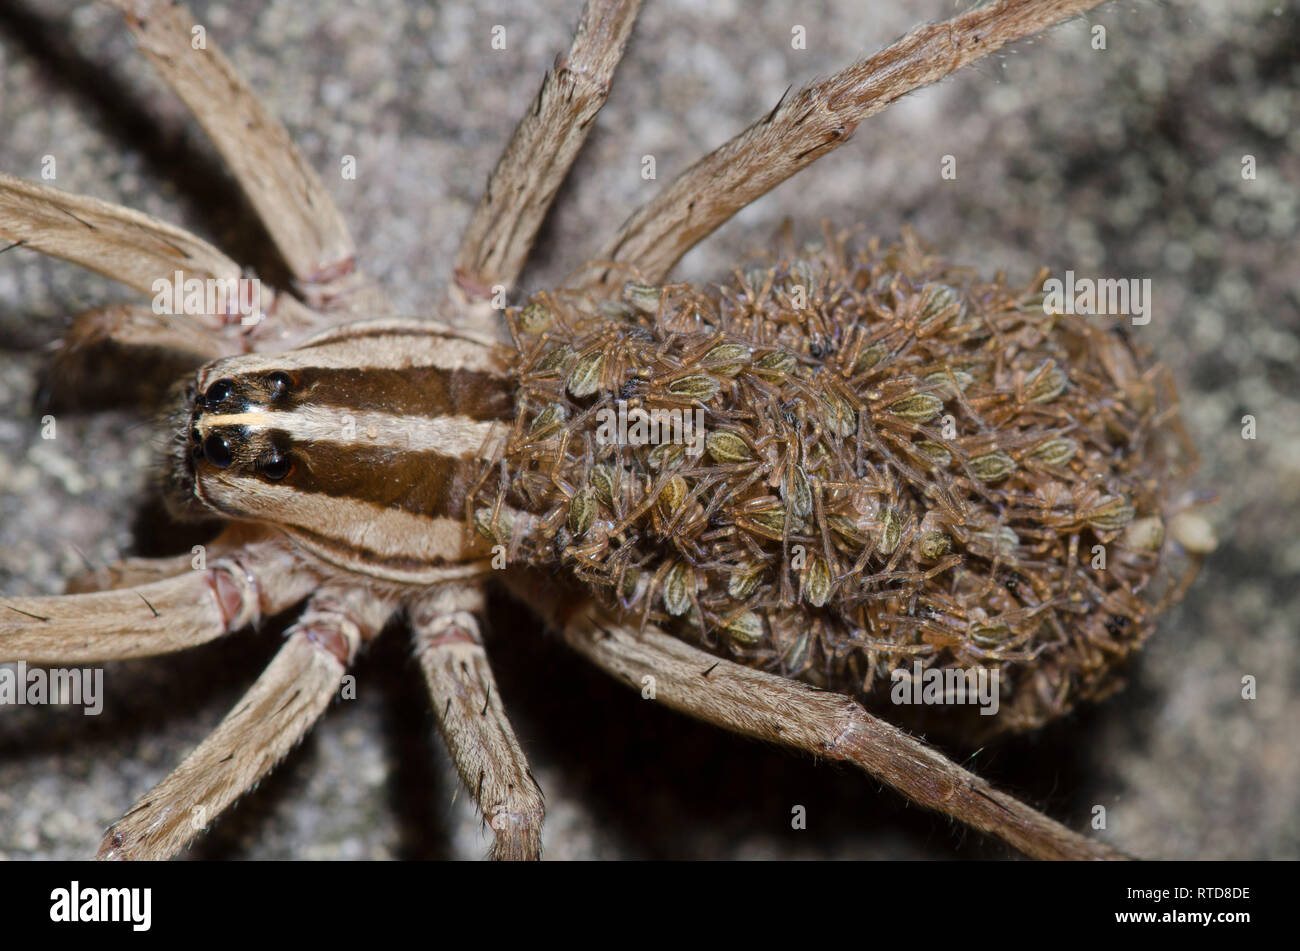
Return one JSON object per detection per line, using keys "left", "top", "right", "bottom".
{"left": 272, "top": 432, "right": 482, "bottom": 520}
{"left": 283, "top": 366, "right": 513, "bottom": 421}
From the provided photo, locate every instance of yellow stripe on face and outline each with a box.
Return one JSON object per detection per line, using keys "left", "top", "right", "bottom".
{"left": 199, "top": 406, "right": 507, "bottom": 458}
{"left": 197, "top": 411, "right": 277, "bottom": 436}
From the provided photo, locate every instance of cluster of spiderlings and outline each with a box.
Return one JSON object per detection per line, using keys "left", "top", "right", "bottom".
{"left": 472, "top": 233, "right": 1194, "bottom": 735}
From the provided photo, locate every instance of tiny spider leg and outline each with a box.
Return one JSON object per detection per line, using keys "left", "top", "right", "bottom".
{"left": 107, "top": 0, "right": 381, "bottom": 316}
{"left": 580, "top": 0, "right": 1108, "bottom": 294}
{"left": 0, "top": 530, "right": 318, "bottom": 665}
{"left": 98, "top": 586, "right": 395, "bottom": 860}
{"left": 449, "top": 0, "right": 642, "bottom": 335}
{"left": 411, "top": 583, "right": 545, "bottom": 860}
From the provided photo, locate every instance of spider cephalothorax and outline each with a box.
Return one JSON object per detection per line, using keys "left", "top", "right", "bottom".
{"left": 476, "top": 232, "right": 1193, "bottom": 739}
{"left": 160, "top": 320, "right": 514, "bottom": 582}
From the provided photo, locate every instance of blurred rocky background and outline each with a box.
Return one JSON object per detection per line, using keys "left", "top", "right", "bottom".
{"left": 0, "top": 0, "right": 1296, "bottom": 859}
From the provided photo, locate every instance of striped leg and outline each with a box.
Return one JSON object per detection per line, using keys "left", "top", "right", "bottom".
{"left": 99, "top": 586, "right": 394, "bottom": 860}
{"left": 107, "top": 0, "right": 380, "bottom": 316}
{"left": 508, "top": 571, "right": 1126, "bottom": 861}
{"left": 0, "top": 530, "right": 317, "bottom": 664}
{"left": 579, "top": 0, "right": 1106, "bottom": 294}
{"left": 448, "top": 0, "right": 642, "bottom": 335}
{"left": 411, "top": 583, "right": 544, "bottom": 860}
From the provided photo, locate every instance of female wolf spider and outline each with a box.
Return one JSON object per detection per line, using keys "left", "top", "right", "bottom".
{"left": 0, "top": 0, "right": 1196, "bottom": 861}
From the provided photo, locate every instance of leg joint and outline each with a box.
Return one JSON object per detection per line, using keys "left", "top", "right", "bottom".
{"left": 208, "top": 555, "right": 265, "bottom": 631}
{"left": 418, "top": 611, "right": 483, "bottom": 649}
{"left": 295, "top": 593, "right": 388, "bottom": 667}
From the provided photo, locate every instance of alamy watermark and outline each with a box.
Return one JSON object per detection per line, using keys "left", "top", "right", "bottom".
{"left": 151, "top": 270, "right": 263, "bottom": 325}
{"left": 890, "top": 661, "right": 1000, "bottom": 716}
{"left": 595, "top": 399, "right": 706, "bottom": 456}
{"left": 0, "top": 662, "right": 103, "bottom": 715}
{"left": 50, "top": 882, "right": 151, "bottom": 931}
{"left": 1042, "top": 269, "right": 1151, "bottom": 326}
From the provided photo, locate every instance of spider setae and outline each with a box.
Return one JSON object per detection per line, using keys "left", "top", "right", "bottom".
{"left": 0, "top": 0, "right": 1219, "bottom": 860}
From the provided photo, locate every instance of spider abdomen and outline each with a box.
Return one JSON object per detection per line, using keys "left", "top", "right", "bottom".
{"left": 478, "top": 234, "right": 1190, "bottom": 734}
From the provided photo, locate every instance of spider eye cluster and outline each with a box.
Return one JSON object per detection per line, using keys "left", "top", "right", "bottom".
{"left": 187, "top": 372, "right": 296, "bottom": 478}
{"left": 190, "top": 377, "right": 239, "bottom": 467}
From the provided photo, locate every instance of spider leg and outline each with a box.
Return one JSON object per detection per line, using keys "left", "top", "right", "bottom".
{"left": 63, "top": 524, "right": 249, "bottom": 594}
{"left": 411, "top": 583, "right": 544, "bottom": 860}
{"left": 3, "top": 169, "right": 234, "bottom": 305}
{"left": 0, "top": 172, "right": 322, "bottom": 349}
{"left": 448, "top": 0, "right": 642, "bottom": 334}
{"left": 63, "top": 551, "right": 201, "bottom": 595}
{"left": 42, "top": 304, "right": 233, "bottom": 413}
{"left": 578, "top": 0, "right": 1107, "bottom": 294}
{"left": 511, "top": 574, "right": 1125, "bottom": 861}
{"left": 98, "top": 586, "right": 394, "bottom": 860}
{"left": 51, "top": 303, "right": 238, "bottom": 380}
{"left": 0, "top": 529, "right": 318, "bottom": 664}
{"left": 106, "top": 0, "right": 380, "bottom": 317}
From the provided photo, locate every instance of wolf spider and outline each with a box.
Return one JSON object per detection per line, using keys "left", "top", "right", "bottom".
{"left": 0, "top": 0, "right": 1153, "bottom": 860}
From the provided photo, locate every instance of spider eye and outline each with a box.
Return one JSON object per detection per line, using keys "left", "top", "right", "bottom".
{"left": 266, "top": 371, "right": 294, "bottom": 399}
{"left": 204, "top": 378, "right": 235, "bottom": 407}
{"left": 259, "top": 450, "right": 293, "bottom": 481}
{"left": 202, "top": 433, "right": 233, "bottom": 468}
